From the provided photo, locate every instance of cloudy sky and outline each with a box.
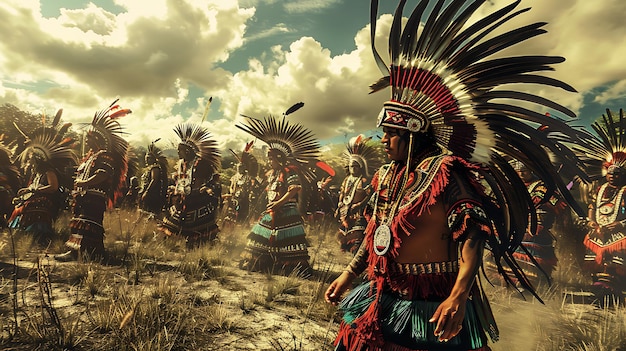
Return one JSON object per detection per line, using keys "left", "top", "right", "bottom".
{"left": 1, "top": 0, "right": 625, "bottom": 152}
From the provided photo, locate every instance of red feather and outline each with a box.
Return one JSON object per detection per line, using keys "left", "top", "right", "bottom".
{"left": 316, "top": 161, "right": 335, "bottom": 177}
{"left": 244, "top": 140, "right": 254, "bottom": 152}
{"left": 109, "top": 109, "right": 132, "bottom": 119}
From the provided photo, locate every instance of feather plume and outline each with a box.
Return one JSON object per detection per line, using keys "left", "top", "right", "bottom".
{"left": 284, "top": 102, "right": 305, "bottom": 116}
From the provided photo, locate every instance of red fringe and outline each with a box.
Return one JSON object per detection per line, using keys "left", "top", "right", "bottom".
{"left": 451, "top": 214, "right": 493, "bottom": 242}
{"left": 583, "top": 234, "right": 626, "bottom": 264}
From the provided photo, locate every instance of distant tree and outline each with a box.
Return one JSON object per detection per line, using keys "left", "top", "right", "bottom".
{"left": 0, "top": 103, "right": 42, "bottom": 146}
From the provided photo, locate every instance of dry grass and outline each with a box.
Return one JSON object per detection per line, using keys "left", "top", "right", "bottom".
{"left": 1, "top": 208, "right": 625, "bottom": 350}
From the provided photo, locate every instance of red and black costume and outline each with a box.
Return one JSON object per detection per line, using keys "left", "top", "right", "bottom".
{"left": 60, "top": 100, "right": 131, "bottom": 260}
{"left": 574, "top": 109, "right": 626, "bottom": 301}
{"left": 9, "top": 110, "right": 76, "bottom": 244}
{"left": 330, "top": 0, "right": 588, "bottom": 350}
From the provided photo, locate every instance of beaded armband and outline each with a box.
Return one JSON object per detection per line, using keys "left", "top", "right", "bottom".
{"left": 345, "top": 240, "right": 368, "bottom": 276}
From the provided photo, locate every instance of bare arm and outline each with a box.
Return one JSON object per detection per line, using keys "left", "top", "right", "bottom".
{"left": 267, "top": 185, "right": 300, "bottom": 211}
{"left": 430, "top": 231, "right": 484, "bottom": 342}
{"left": 325, "top": 239, "right": 368, "bottom": 305}
{"left": 36, "top": 170, "right": 59, "bottom": 194}
{"left": 76, "top": 169, "right": 110, "bottom": 188}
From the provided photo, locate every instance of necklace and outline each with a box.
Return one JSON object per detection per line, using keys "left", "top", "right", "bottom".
{"left": 596, "top": 183, "right": 626, "bottom": 226}
{"left": 371, "top": 162, "right": 409, "bottom": 256}
{"left": 342, "top": 175, "right": 361, "bottom": 205}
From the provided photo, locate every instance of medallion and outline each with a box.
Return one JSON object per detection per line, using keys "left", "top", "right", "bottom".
{"left": 598, "top": 203, "right": 615, "bottom": 215}
{"left": 373, "top": 224, "right": 392, "bottom": 256}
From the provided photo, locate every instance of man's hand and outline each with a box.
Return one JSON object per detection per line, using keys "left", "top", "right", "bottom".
{"left": 429, "top": 296, "right": 467, "bottom": 343}
{"left": 324, "top": 271, "right": 355, "bottom": 306}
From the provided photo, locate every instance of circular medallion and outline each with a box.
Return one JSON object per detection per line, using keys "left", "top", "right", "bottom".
{"left": 406, "top": 117, "right": 424, "bottom": 132}
{"left": 373, "top": 224, "right": 392, "bottom": 256}
{"left": 599, "top": 203, "right": 615, "bottom": 215}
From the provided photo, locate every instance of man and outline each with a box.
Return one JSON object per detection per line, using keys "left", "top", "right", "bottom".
{"left": 324, "top": 1, "right": 586, "bottom": 350}
{"left": 9, "top": 114, "right": 77, "bottom": 246}
{"left": 56, "top": 100, "right": 131, "bottom": 261}
{"left": 139, "top": 140, "right": 169, "bottom": 216}
{"left": 159, "top": 123, "right": 221, "bottom": 248}
{"left": 222, "top": 141, "right": 259, "bottom": 227}
{"left": 511, "top": 162, "right": 567, "bottom": 285}
{"left": 579, "top": 109, "right": 626, "bottom": 304}
{"left": 335, "top": 135, "right": 380, "bottom": 255}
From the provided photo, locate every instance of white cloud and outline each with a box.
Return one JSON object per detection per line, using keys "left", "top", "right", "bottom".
{"left": 244, "top": 23, "right": 291, "bottom": 42}
{"left": 594, "top": 80, "right": 626, "bottom": 105}
{"left": 1, "top": 0, "right": 625, "bottom": 152}
{"left": 283, "top": 0, "right": 341, "bottom": 14}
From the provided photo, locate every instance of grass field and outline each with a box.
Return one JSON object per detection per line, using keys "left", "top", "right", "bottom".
{"left": 0, "top": 208, "right": 625, "bottom": 351}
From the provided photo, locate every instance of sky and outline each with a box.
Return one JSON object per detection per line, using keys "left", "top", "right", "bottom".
{"left": 1, "top": 0, "right": 625, "bottom": 153}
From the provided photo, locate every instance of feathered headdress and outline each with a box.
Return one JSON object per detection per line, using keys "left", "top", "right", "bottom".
{"left": 236, "top": 102, "right": 322, "bottom": 181}
{"left": 173, "top": 123, "right": 221, "bottom": 174}
{"left": 342, "top": 134, "right": 382, "bottom": 178}
{"left": 569, "top": 108, "right": 626, "bottom": 182}
{"left": 369, "top": 0, "right": 589, "bottom": 301}
{"left": 230, "top": 140, "right": 259, "bottom": 178}
{"left": 86, "top": 99, "right": 132, "bottom": 206}
{"left": 13, "top": 109, "right": 78, "bottom": 187}
{"left": 147, "top": 138, "right": 169, "bottom": 173}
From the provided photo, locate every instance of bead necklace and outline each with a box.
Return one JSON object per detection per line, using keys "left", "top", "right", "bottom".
{"left": 371, "top": 161, "right": 409, "bottom": 255}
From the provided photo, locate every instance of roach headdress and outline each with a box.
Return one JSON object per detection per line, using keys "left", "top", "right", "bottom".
{"left": 370, "top": 0, "right": 589, "bottom": 301}
{"left": 342, "top": 134, "right": 382, "bottom": 178}
{"left": 236, "top": 102, "right": 322, "bottom": 181}
{"left": 173, "top": 122, "right": 221, "bottom": 174}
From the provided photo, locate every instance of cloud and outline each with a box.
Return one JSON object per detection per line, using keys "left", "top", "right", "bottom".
{"left": 283, "top": 0, "right": 341, "bottom": 14}
{"left": 1, "top": 0, "right": 626, "bottom": 154}
{"left": 244, "top": 23, "right": 291, "bottom": 42}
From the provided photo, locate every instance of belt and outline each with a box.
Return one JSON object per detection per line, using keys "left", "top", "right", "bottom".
{"left": 386, "top": 260, "right": 459, "bottom": 275}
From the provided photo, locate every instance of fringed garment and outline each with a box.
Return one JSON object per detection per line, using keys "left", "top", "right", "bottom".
{"left": 8, "top": 172, "right": 62, "bottom": 242}
{"left": 160, "top": 158, "right": 221, "bottom": 247}
{"left": 65, "top": 151, "right": 115, "bottom": 256}
{"left": 511, "top": 180, "right": 563, "bottom": 282}
{"left": 240, "top": 166, "right": 310, "bottom": 274}
{"left": 335, "top": 155, "right": 496, "bottom": 351}
{"left": 583, "top": 183, "right": 626, "bottom": 296}
{"left": 337, "top": 175, "right": 369, "bottom": 255}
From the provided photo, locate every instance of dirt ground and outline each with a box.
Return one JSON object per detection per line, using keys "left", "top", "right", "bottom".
{"left": 0, "top": 209, "right": 623, "bottom": 351}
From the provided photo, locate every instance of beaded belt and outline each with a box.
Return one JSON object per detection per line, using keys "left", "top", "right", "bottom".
{"left": 387, "top": 260, "right": 459, "bottom": 275}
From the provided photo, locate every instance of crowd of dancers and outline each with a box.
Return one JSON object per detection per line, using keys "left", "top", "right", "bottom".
{"left": 3, "top": 0, "right": 626, "bottom": 349}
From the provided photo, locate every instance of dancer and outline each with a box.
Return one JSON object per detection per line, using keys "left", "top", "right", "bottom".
{"left": 159, "top": 123, "right": 221, "bottom": 247}
{"left": 56, "top": 100, "right": 131, "bottom": 261}
{"left": 335, "top": 135, "right": 380, "bottom": 255}
{"left": 9, "top": 111, "right": 77, "bottom": 245}
{"left": 325, "top": 1, "right": 587, "bottom": 349}
{"left": 139, "top": 139, "right": 169, "bottom": 216}
{"left": 236, "top": 102, "right": 321, "bottom": 275}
